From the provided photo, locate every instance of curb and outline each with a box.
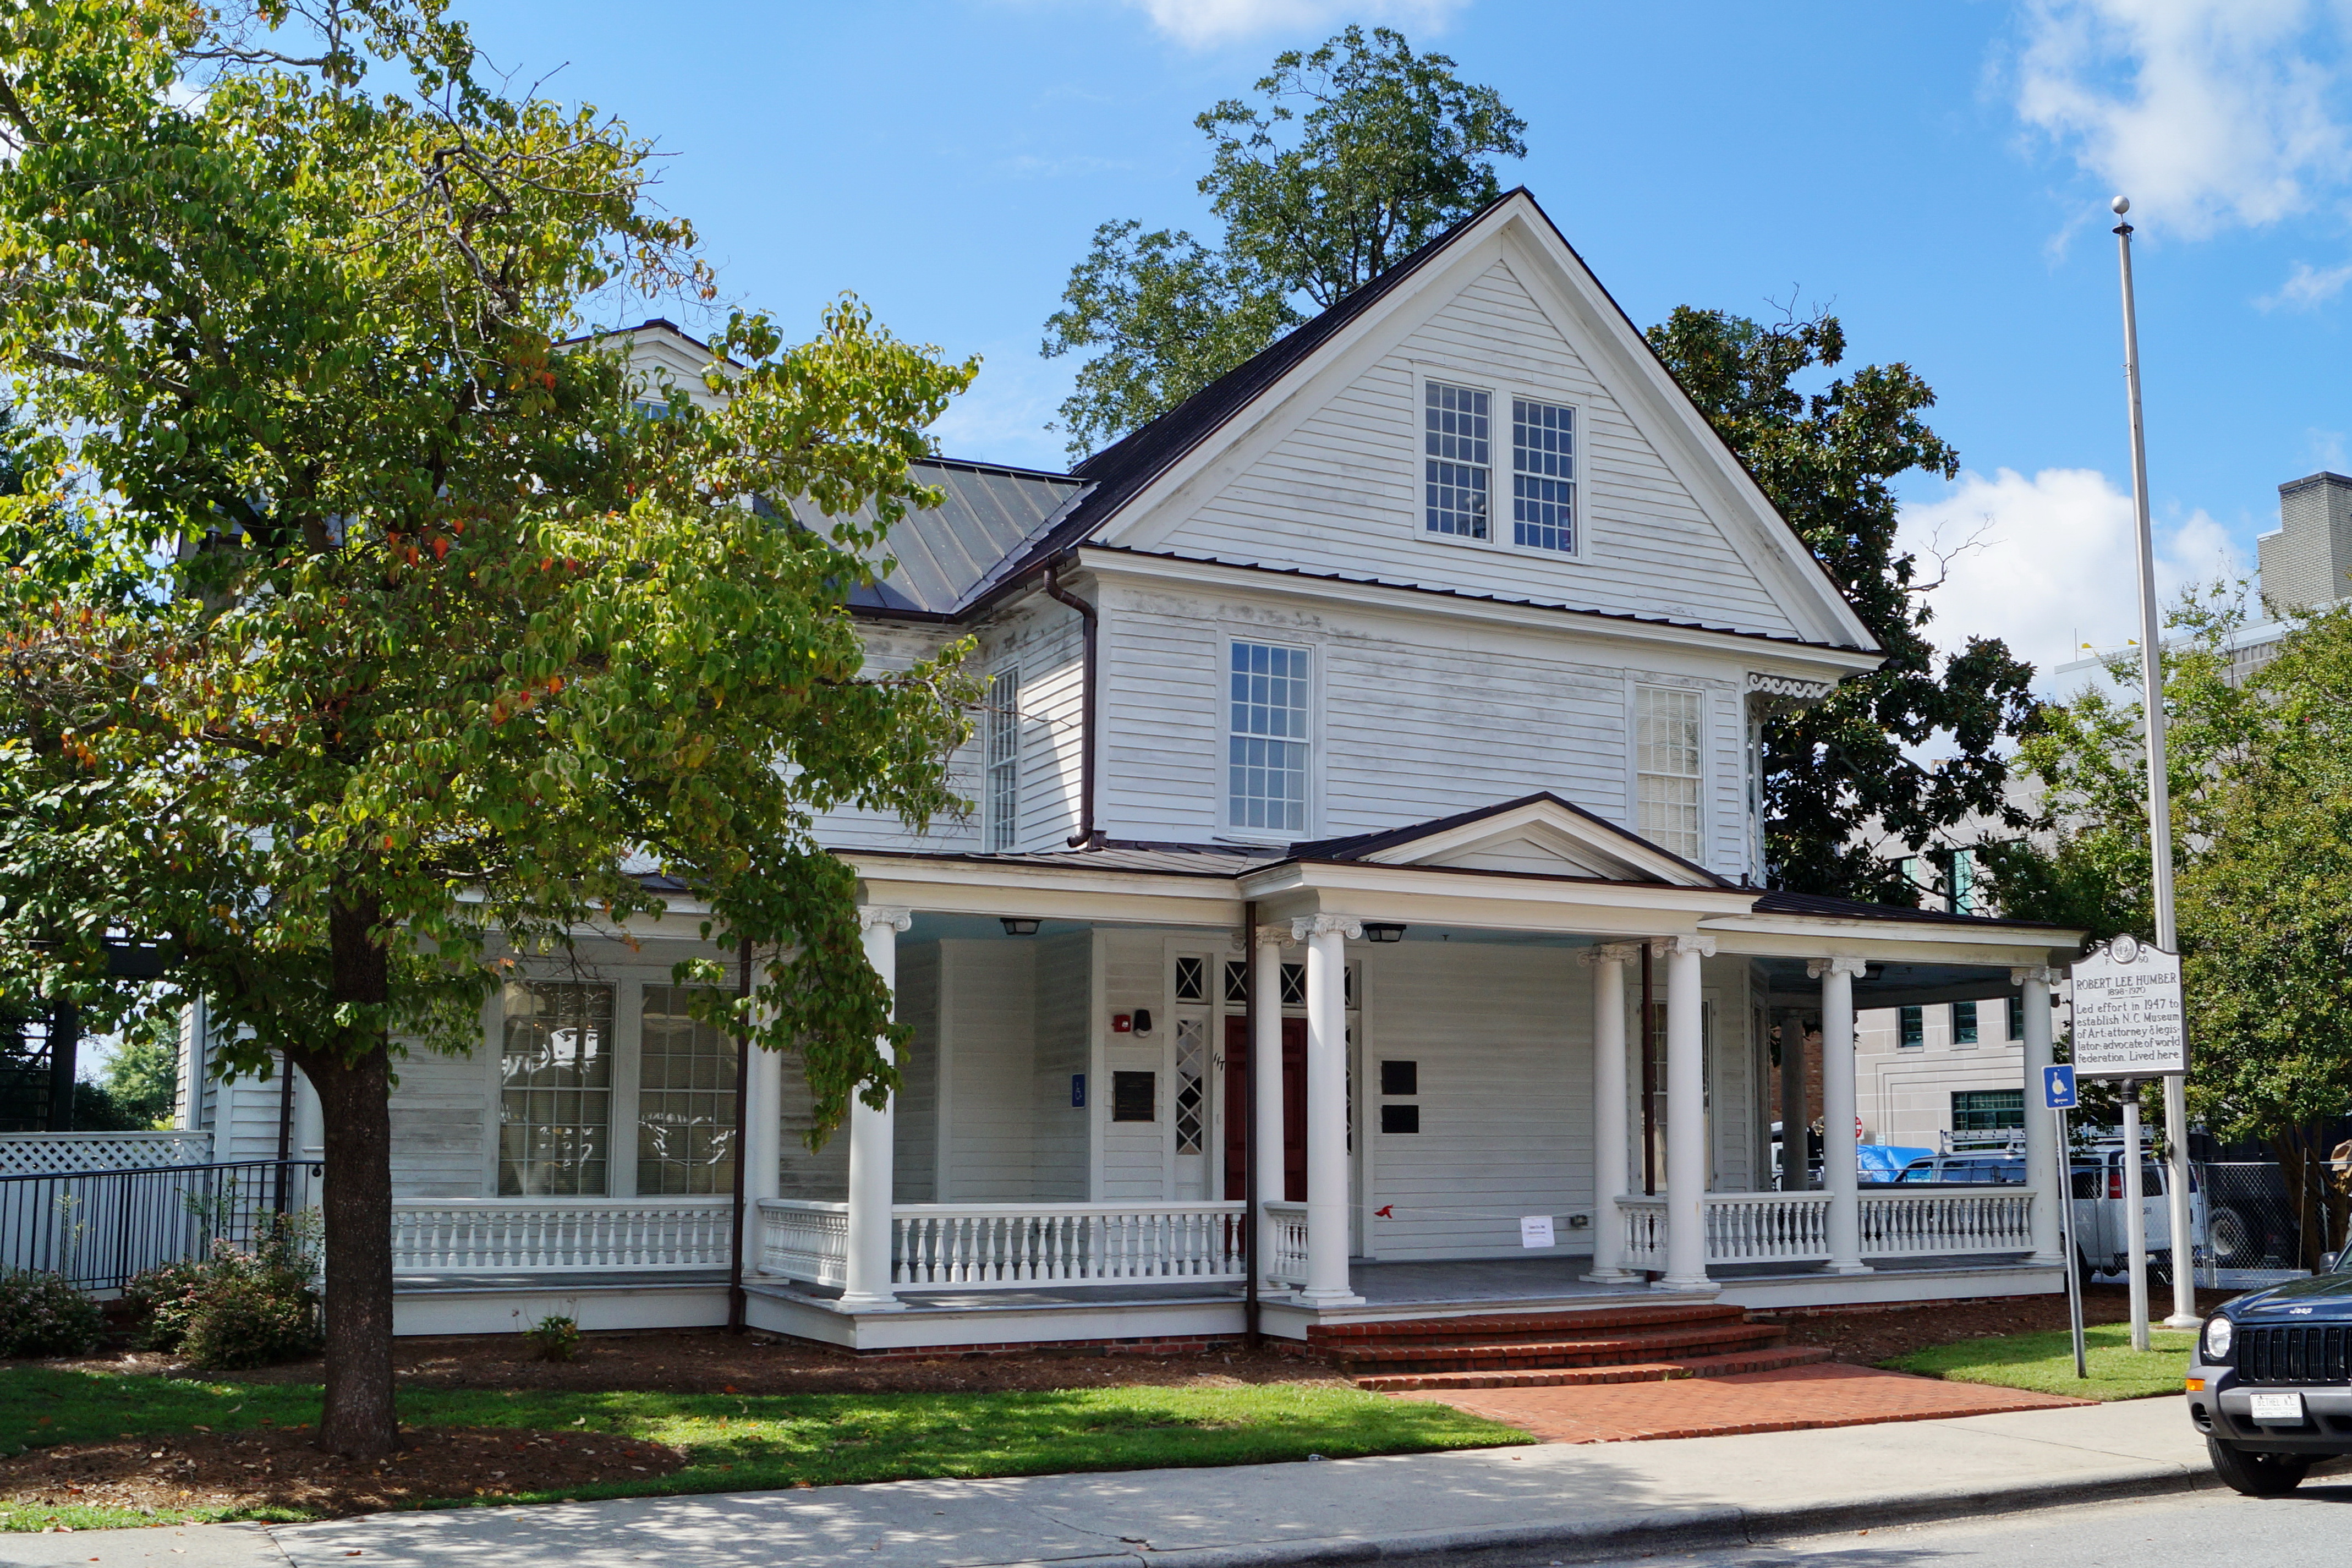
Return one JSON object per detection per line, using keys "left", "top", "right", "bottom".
{"left": 1043, "top": 1462, "right": 2228, "bottom": 1567}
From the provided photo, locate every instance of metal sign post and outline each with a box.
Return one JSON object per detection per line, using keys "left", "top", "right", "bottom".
{"left": 2121, "top": 1080, "right": 2149, "bottom": 1351}
{"left": 2046, "top": 1064, "right": 2087, "bottom": 1378}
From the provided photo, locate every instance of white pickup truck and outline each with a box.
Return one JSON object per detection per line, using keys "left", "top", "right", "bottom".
{"left": 1893, "top": 1138, "right": 2206, "bottom": 1281}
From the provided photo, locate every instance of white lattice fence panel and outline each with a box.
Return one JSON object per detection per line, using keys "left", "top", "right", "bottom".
{"left": 0, "top": 1133, "right": 212, "bottom": 1176}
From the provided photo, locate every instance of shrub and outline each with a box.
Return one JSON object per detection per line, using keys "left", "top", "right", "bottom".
{"left": 123, "top": 1258, "right": 209, "bottom": 1352}
{"left": 124, "top": 1213, "right": 322, "bottom": 1370}
{"left": 524, "top": 1314, "right": 583, "bottom": 1362}
{"left": 0, "top": 1270, "right": 104, "bottom": 1359}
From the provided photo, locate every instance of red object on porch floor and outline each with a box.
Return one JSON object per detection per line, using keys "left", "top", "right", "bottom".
{"left": 1394, "top": 1361, "right": 2093, "bottom": 1444}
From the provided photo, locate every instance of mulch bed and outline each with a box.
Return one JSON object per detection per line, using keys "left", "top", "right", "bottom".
{"left": 1768, "top": 1282, "right": 2234, "bottom": 1367}
{"left": 2, "top": 1425, "right": 686, "bottom": 1522}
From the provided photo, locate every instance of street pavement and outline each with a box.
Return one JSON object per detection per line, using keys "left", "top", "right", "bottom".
{"left": 0, "top": 1396, "right": 2269, "bottom": 1568}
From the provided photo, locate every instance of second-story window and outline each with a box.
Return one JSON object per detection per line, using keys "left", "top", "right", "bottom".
{"left": 1635, "top": 684, "right": 1703, "bottom": 860}
{"left": 1424, "top": 381, "right": 1490, "bottom": 539}
{"left": 984, "top": 667, "right": 1019, "bottom": 851}
{"left": 1229, "top": 639, "right": 1309, "bottom": 834}
{"left": 1512, "top": 398, "right": 1575, "bottom": 551}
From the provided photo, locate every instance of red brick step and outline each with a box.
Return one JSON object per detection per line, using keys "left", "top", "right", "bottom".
{"left": 1356, "top": 1344, "right": 1833, "bottom": 1392}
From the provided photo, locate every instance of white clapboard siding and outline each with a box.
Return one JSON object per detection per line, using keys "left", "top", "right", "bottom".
{"left": 1363, "top": 941, "right": 1590, "bottom": 1261}
{"left": 777, "top": 1045, "right": 851, "bottom": 1200}
{"left": 979, "top": 599, "right": 1087, "bottom": 854}
{"left": 388, "top": 1046, "right": 491, "bottom": 1198}
{"left": 810, "top": 623, "right": 984, "bottom": 853}
{"left": 1029, "top": 931, "right": 1093, "bottom": 1200}
{"left": 1097, "top": 929, "right": 1170, "bottom": 1203}
{"left": 1140, "top": 257, "right": 1797, "bottom": 639}
{"left": 940, "top": 939, "right": 1038, "bottom": 1200}
{"left": 893, "top": 941, "right": 941, "bottom": 1203}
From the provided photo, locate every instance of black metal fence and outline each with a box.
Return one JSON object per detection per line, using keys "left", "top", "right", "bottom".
{"left": 0, "top": 1159, "right": 320, "bottom": 1292}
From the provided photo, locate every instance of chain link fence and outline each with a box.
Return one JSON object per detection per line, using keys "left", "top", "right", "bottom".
{"left": 2197, "top": 1161, "right": 2337, "bottom": 1287}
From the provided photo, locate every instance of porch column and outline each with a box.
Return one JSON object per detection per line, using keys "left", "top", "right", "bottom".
{"left": 1293, "top": 915, "right": 1364, "bottom": 1307}
{"left": 742, "top": 1007, "right": 784, "bottom": 1267}
{"left": 2013, "top": 966, "right": 2066, "bottom": 1266}
{"left": 1581, "top": 943, "right": 1640, "bottom": 1282}
{"left": 1778, "top": 1007, "right": 1808, "bottom": 1192}
{"left": 841, "top": 905, "right": 910, "bottom": 1312}
{"left": 1656, "top": 934, "right": 1715, "bottom": 1292}
{"left": 1252, "top": 923, "right": 1293, "bottom": 1291}
{"left": 1810, "top": 956, "right": 1871, "bottom": 1275}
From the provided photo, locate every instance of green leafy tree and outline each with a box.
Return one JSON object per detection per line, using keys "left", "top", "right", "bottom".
{"left": 1646, "top": 306, "right": 2040, "bottom": 901}
{"left": 0, "top": 0, "right": 975, "bottom": 1457}
{"left": 101, "top": 1022, "right": 182, "bottom": 1127}
{"left": 1043, "top": 25, "right": 1524, "bottom": 456}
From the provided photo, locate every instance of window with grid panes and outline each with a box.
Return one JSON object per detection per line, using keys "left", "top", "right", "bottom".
{"left": 984, "top": 667, "right": 1019, "bottom": 851}
{"left": 1952, "top": 1089, "right": 2024, "bottom": 1132}
{"left": 1229, "top": 640, "right": 1310, "bottom": 833}
{"left": 1424, "top": 381, "right": 1490, "bottom": 538}
{"left": 1511, "top": 399, "right": 1575, "bottom": 551}
{"left": 635, "top": 985, "right": 739, "bottom": 1195}
{"left": 1636, "top": 685, "right": 1703, "bottom": 859}
{"left": 1174, "top": 1018, "right": 1205, "bottom": 1154}
{"left": 1898, "top": 1006, "right": 1924, "bottom": 1048}
{"left": 498, "top": 982, "right": 613, "bottom": 1196}
{"left": 2006, "top": 994, "right": 2024, "bottom": 1039}
{"left": 1953, "top": 1001, "right": 1979, "bottom": 1046}
{"left": 1222, "top": 957, "right": 1308, "bottom": 1005}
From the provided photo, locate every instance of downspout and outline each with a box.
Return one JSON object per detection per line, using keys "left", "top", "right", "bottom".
{"left": 1043, "top": 563, "right": 1100, "bottom": 848}
{"left": 273, "top": 1056, "right": 296, "bottom": 1214}
{"left": 727, "top": 935, "right": 753, "bottom": 1333}
{"left": 1242, "top": 899, "right": 1261, "bottom": 1350}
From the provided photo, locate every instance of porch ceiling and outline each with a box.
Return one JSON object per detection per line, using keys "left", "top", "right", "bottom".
{"left": 1753, "top": 955, "right": 2048, "bottom": 1008}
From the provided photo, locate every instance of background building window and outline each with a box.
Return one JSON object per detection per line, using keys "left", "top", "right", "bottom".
{"left": 498, "top": 982, "right": 613, "bottom": 1196}
{"left": 1424, "top": 381, "right": 1490, "bottom": 538}
{"left": 1952, "top": 1088, "right": 2025, "bottom": 1132}
{"left": 1949, "top": 846, "right": 1980, "bottom": 914}
{"left": 1512, "top": 398, "right": 1575, "bottom": 551}
{"left": 2006, "top": 994, "right": 2024, "bottom": 1039}
{"left": 1636, "top": 684, "right": 1703, "bottom": 859}
{"left": 1229, "top": 640, "right": 1310, "bottom": 833}
{"left": 636, "top": 985, "right": 738, "bottom": 1195}
{"left": 1953, "top": 1001, "right": 1979, "bottom": 1045}
{"left": 984, "top": 667, "right": 1019, "bottom": 851}
{"left": 1898, "top": 1006, "right": 1924, "bottom": 1048}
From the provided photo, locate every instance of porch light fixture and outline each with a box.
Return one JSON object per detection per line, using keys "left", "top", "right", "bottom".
{"left": 1000, "top": 917, "right": 1040, "bottom": 936}
{"left": 1363, "top": 923, "right": 1406, "bottom": 944}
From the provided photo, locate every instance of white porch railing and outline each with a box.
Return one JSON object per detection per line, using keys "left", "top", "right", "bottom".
{"left": 1617, "top": 1189, "right": 2037, "bottom": 1271}
{"left": 1263, "top": 1200, "right": 1310, "bottom": 1289}
{"left": 754, "top": 1200, "right": 1250, "bottom": 1291}
{"left": 390, "top": 1197, "right": 735, "bottom": 1272}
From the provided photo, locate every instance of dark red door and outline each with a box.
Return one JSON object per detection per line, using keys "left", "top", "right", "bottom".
{"left": 1223, "top": 1016, "right": 1308, "bottom": 1201}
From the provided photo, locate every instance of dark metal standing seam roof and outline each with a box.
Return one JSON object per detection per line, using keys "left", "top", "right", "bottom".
{"left": 842, "top": 458, "right": 1090, "bottom": 618}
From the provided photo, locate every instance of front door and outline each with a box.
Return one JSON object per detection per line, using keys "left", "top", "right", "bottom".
{"left": 1223, "top": 1016, "right": 1307, "bottom": 1201}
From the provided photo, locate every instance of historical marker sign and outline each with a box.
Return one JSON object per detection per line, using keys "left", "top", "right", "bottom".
{"left": 2070, "top": 935, "right": 2187, "bottom": 1078}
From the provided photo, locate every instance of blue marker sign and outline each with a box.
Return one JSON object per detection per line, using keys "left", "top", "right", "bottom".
{"left": 2042, "top": 1063, "right": 2077, "bottom": 1110}
{"left": 1071, "top": 1073, "right": 1087, "bottom": 1109}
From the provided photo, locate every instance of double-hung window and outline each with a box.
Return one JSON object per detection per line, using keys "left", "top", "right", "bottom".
{"left": 984, "top": 666, "right": 1020, "bottom": 851}
{"left": 1635, "top": 684, "right": 1703, "bottom": 860}
{"left": 1229, "top": 639, "right": 1310, "bottom": 834}
{"left": 636, "top": 985, "right": 738, "bottom": 1195}
{"left": 498, "top": 981, "right": 613, "bottom": 1196}
{"left": 1424, "top": 381, "right": 1490, "bottom": 539}
{"left": 1512, "top": 398, "right": 1575, "bottom": 551}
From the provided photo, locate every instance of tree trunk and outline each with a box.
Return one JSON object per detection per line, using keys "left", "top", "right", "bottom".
{"left": 290, "top": 896, "right": 398, "bottom": 1460}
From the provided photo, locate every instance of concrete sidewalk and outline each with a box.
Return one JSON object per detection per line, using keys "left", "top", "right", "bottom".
{"left": 0, "top": 1396, "right": 2257, "bottom": 1568}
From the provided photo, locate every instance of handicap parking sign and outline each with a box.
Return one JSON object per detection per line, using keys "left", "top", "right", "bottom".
{"left": 2042, "top": 1064, "right": 2077, "bottom": 1110}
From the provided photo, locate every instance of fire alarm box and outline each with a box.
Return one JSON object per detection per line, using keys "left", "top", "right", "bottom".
{"left": 1112, "top": 1013, "right": 1132, "bottom": 1033}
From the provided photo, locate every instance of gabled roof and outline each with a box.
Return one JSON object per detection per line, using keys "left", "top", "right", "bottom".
{"left": 1287, "top": 792, "right": 1731, "bottom": 889}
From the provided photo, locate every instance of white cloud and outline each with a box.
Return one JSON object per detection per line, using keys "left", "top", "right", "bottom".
{"left": 2258, "top": 257, "right": 2352, "bottom": 309}
{"left": 1898, "top": 466, "right": 2239, "bottom": 690}
{"left": 1125, "top": 0, "right": 1470, "bottom": 48}
{"left": 2015, "top": 0, "right": 2352, "bottom": 237}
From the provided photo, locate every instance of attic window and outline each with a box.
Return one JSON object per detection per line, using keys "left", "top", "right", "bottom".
{"left": 1424, "top": 382, "right": 1490, "bottom": 539}
{"left": 1511, "top": 399, "right": 1575, "bottom": 551}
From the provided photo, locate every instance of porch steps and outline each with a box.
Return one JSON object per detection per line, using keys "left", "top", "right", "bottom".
{"left": 1310, "top": 1303, "right": 1821, "bottom": 1389}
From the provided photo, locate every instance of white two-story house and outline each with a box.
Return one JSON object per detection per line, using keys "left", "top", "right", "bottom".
{"left": 183, "top": 190, "right": 2083, "bottom": 1350}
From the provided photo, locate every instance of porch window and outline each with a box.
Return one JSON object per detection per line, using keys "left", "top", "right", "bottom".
{"left": 1173, "top": 1018, "right": 1205, "bottom": 1154}
{"left": 635, "top": 985, "right": 738, "bottom": 1196}
{"left": 1424, "top": 381, "right": 1490, "bottom": 539}
{"left": 1953, "top": 1001, "right": 1979, "bottom": 1046}
{"left": 1511, "top": 398, "right": 1575, "bottom": 551}
{"left": 1221, "top": 957, "right": 1307, "bottom": 1006}
{"left": 1898, "top": 1006, "right": 1924, "bottom": 1049}
{"left": 1174, "top": 955, "right": 1205, "bottom": 1003}
{"left": 1635, "top": 684, "right": 1703, "bottom": 860}
{"left": 984, "top": 666, "right": 1020, "bottom": 851}
{"left": 1229, "top": 640, "right": 1311, "bottom": 834}
{"left": 498, "top": 982, "right": 613, "bottom": 1196}
{"left": 1952, "top": 1088, "right": 2025, "bottom": 1132}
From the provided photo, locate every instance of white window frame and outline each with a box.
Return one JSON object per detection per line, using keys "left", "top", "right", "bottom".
{"left": 1631, "top": 681, "right": 1706, "bottom": 863}
{"left": 984, "top": 665, "right": 1020, "bottom": 852}
{"left": 1411, "top": 366, "right": 1588, "bottom": 562}
{"left": 1223, "top": 635, "right": 1317, "bottom": 841}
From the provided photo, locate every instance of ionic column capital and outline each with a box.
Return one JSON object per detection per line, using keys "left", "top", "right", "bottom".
{"left": 1578, "top": 942, "right": 1643, "bottom": 967}
{"left": 1650, "top": 933, "right": 1716, "bottom": 961}
{"left": 1807, "top": 955, "right": 1867, "bottom": 980}
{"left": 2010, "top": 965, "right": 2063, "bottom": 987}
{"left": 1292, "top": 915, "right": 1363, "bottom": 942}
{"left": 857, "top": 904, "right": 913, "bottom": 935}
{"left": 1253, "top": 924, "right": 1300, "bottom": 948}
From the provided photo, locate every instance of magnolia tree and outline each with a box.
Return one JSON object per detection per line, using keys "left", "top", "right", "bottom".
{"left": 0, "top": 0, "right": 975, "bottom": 1457}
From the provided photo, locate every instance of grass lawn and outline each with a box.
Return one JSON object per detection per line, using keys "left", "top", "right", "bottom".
{"left": 1, "top": 1364, "right": 1529, "bottom": 1531}
{"left": 1885, "top": 1323, "right": 2198, "bottom": 1401}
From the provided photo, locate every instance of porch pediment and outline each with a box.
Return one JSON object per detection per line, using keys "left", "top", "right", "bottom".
{"left": 1291, "top": 793, "right": 1726, "bottom": 890}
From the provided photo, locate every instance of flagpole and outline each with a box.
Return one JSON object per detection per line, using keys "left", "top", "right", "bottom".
{"left": 2112, "top": 195, "right": 2200, "bottom": 1333}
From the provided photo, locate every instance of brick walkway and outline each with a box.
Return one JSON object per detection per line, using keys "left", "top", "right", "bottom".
{"left": 1395, "top": 1361, "right": 2093, "bottom": 1443}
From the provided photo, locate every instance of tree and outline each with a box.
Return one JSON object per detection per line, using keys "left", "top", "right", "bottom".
{"left": 1043, "top": 25, "right": 1524, "bottom": 456}
{"left": 1645, "top": 306, "right": 2041, "bottom": 902}
{"left": 0, "top": 0, "right": 976, "bottom": 1457}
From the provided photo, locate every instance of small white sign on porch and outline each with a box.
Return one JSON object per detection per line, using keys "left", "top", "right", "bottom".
{"left": 1519, "top": 1214, "right": 1556, "bottom": 1249}
{"left": 2070, "top": 935, "right": 2187, "bottom": 1078}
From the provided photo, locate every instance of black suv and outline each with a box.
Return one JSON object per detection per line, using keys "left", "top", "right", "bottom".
{"left": 2188, "top": 1274, "right": 2352, "bottom": 1494}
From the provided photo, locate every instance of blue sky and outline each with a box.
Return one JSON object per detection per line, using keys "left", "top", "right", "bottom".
{"left": 449, "top": 0, "right": 2352, "bottom": 677}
